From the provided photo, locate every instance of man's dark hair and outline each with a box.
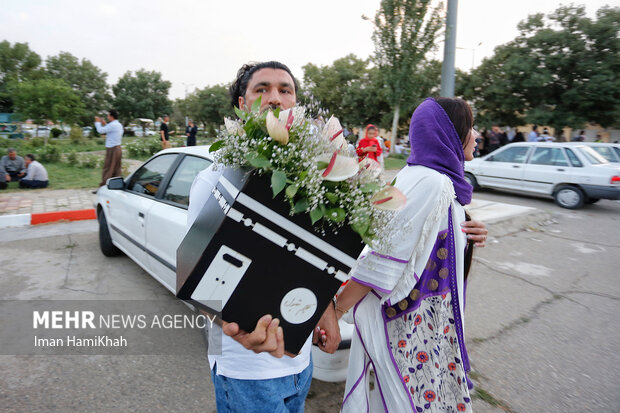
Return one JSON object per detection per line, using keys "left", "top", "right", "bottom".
{"left": 7, "top": 148, "right": 16, "bottom": 154}
{"left": 532, "top": 124, "right": 538, "bottom": 130}
{"left": 25, "top": 153, "right": 35, "bottom": 161}
{"left": 229, "top": 61, "right": 299, "bottom": 109}
{"left": 109, "top": 109, "right": 119, "bottom": 120}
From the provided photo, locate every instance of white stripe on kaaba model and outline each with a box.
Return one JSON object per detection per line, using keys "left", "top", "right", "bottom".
{"left": 226, "top": 207, "right": 244, "bottom": 223}
{"left": 219, "top": 176, "right": 240, "bottom": 198}
{"left": 252, "top": 222, "right": 288, "bottom": 248}
{"left": 295, "top": 247, "right": 328, "bottom": 271}
{"left": 335, "top": 270, "right": 349, "bottom": 283}
{"left": 236, "top": 192, "right": 357, "bottom": 268}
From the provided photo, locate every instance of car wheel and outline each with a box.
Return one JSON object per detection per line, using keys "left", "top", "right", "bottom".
{"left": 586, "top": 198, "right": 600, "bottom": 204}
{"left": 464, "top": 172, "right": 478, "bottom": 190}
{"left": 553, "top": 185, "right": 585, "bottom": 209}
{"left": 98, "top": 209, "right": 121, "bottom": 256}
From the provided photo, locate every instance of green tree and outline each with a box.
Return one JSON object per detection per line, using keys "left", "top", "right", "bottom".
{"left": 0, "top": 41, "right": 43, "bottom": 112}
{"left": 176, "top": 85, "right": 233, "bottom": 136}
{"left": 46, "top": 52, "right": 112, "bottom": 125}
{"left": 112, "top": 69, "right": 172, "bottom": 125}
{"left": 459, "top": 5, "right": 620, "bottom": 133}
{"left": 13, "top": 78, "right": 85, "bottom": 143}
{"left": 369, "top": 0, "right": 444, "bottom": 145}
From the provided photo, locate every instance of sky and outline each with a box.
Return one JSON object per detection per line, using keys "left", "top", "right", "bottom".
{"left": 2, "top": 0, "right": 614, "bottom": 99}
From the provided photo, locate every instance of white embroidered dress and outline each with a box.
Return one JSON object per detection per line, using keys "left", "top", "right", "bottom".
{"left": 341, "top": 165, "right": 472, "bottom": 413}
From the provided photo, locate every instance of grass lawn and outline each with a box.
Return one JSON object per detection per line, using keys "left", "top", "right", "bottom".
{"left": 2, "top": 162, "right": 100, "bottom": 192}
{"left": 384, "top": 155, "right": 408, "bottom": 170}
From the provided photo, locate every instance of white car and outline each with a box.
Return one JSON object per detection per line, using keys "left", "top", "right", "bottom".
{"left": 565, "top": 142, "right": 620, "bottom": 164}
{"left": 133, "top": 127, "right": 157, "bottom": 137}
{"left": 465, "top": 142, "right": 620, "bottom": 209}
{"left": 96, "top": 146, "right": 352, "bottom": 381}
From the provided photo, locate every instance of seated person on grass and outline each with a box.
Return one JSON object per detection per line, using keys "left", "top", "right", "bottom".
{"left": 19, "top": 154, "right": 49, "bottom": 189}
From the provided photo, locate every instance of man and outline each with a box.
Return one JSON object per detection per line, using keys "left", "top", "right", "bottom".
{"left": 488, "top": 125, "right": 507, "bottom": 153}
{"left": 185, "top": 119, "right": 197, "bottom": 146}
{"left": 19, "top": 154, "right": 48, "bottom": 188}
{"left": 0, "top": 163, "right": 8, "bottom": 190}
{"left": 160, "top": 115, "right": 171, "bottom": 149}
{"left": 188, "top": 61, "right": 489, "bottom": 412}
{"left": 528, "top": 124, "right": 539, "bottom": 142}
{"left": 94, "top": 110, "right": 123, "bottom": 188}
{"left": 1, "top": 148, "right": 27, "bottom": 182}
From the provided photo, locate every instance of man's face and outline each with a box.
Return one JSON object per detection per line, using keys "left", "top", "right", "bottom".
{"left": 107, "top": 114, "right": 114, "bottom": 122}
{"left": 24, "top": 157, "right": 31, "bottom": 166}
{"left": 239, "top": 68, "right": 296, "bottom": 112}
{"left": 164, "top": 117, "right": 169, "bottom": 123}
{"left": 8, "top": 151, "right": 16, "bottom": 160}
{"left": 492, "top": 126, "right": 500, "bottom": 133}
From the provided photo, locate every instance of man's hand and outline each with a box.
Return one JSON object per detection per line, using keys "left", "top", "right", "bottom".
{"left": 222, "top": 314, "right": 285, "bottom": 358}
{"left": 94, "top": 116, "right": 101, "bottom": 123}
{"left": 461, "top": 220, "right": 488, "bottom": 247}
{"left": 312, "top": 303, "right": 341, "bottom": 354}
{"left": 5, "top": 174, "right": 10, "bottom": 182}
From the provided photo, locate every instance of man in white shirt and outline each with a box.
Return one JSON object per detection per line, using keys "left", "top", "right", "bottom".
{"left": 528, "top": 124, "right": 539, "bottom": 142}
{"left": 94, "top": 109, "right": 123, "bottom": 187}
{"left": 18, "top": 154, "right": 48, "bottom": 188}
{"left": 187, "top": 61, "right": 340, "bottom": 413}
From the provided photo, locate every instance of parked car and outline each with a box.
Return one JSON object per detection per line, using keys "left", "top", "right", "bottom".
{"left": 465, "top": 142, "right": 620, "bottom": 209}
{"left": 564, "top": 142, "right": 620, "bottom": 164}
{"left": 82, "top": 126, "right": 93, "bottom": 137}
{"left": 95, "top": 146, "right": 352, "bottom": 381}
{"left": 132, "top": 126, "right": 157, "bottom": 137}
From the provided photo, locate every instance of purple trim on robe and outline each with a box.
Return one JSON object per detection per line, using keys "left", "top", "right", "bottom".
{"left": 369, "top": 251, "right": 409, "bottom": 263}
{"left": 351, "top": 276, "right": 393, "bottom": 294}
{"left": 341, "top": 360, "right": 372, "bottom": 412}
{"left": 381, "top": 299, "right": 418, "bottom": 412}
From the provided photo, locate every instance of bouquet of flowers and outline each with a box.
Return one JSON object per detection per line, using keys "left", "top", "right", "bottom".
{"left": 209, "top": 97, "right": 406, "bottom": 246}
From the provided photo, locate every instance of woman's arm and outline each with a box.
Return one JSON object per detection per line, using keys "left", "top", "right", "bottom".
{"left": 334, "top": 280, "right": 372, "bottom": 320}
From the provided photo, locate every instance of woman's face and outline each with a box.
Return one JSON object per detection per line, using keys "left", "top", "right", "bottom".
{"left": 367, "top": 128, "right": 377, "bottom": 139}
{"left": 463, "top": 129, "right": 479, "bottom": 161}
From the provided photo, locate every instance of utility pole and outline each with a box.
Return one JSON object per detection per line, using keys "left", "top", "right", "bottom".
{"left": 440, "top": 0, "right": 458, "bottom": 97}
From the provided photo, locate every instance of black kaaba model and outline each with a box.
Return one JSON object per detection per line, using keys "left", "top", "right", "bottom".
{"left": 177, "top": 167, "right": 364, "bottom": 354}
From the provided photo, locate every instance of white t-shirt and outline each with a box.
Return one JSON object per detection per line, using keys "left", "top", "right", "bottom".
{"left": 187, "top": 164, "right": 312, "bottom": 380}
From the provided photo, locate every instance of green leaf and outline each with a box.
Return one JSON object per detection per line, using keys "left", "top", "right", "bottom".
{"left": 390, "top": 177, "right": 397, "bottom": 186}
{"left": 351, "top": 220, "right": 370, "bottom": 236}
{"left": 208, "top": 140, "right": 224, "bottom": 153}
{"left": 317, "top": 161, "right": 329, "bottom": 170}
{"left": 325, "top": 192, "right": 339, "bottom": 204}
{"left": 309, "top": 208, "right": 323, "bottom": 225}
{"left": 360, "top": 183, "right": 381, "bottom": 193}
{"left": 285, "top": 183, "right": 299, "bottom": 198}
{"left": 234, "top": 106, "right": 248, "bottom": 120}
{"left": 293, "top": 198, "right": 309, "bottom": 213}
{"left": 299, "top": 171, "right": 308, "bottom": 180}
{"left": 271, "top": 170, "right": 287, "bottom": 198}
{"left": 245, "top": 153, "right": 271, "bottom": 169}
{"left": 326, "top": 207, "right": 346, "bottom": 223}
{"left": 251, "top": 95, "right": 262, "bottom": 113}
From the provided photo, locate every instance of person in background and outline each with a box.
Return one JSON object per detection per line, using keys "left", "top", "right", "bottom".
{"left": 573, "top": 130, "right": 586, "bottom": 142}
{"left": 186, "top": 119, "right": 198, "bottom": 146}
{"left": 94, "top": 109, "right": 123, "bottom": 188}
{"left": 528, "top": 124, "right": 539, "bottom": 142}
{"left": 160, "top": 115, "right": 171, "bottom": 149}
{"left": 0, "top": 163, "right": 8, "bottom": 190}
{"left": 512, "top": 127, "right": 525, "bottom": 142}
{"left": 540, "top": 128, "right": 552, "bottom": 142}
{"left": 1, "top": 148, "right": 26, "bottom": 182}
{"left": 19, "top": 154, "right": 48, "bottom": 189}
{"left": 356, "top": 124, "right": 382, "bottom": 164}
{"left": 488, "top": 124, "right": 506, "bottom": 152}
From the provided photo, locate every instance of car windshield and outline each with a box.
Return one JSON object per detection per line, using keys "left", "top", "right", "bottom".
{"left": 577, "top": 146, "right": 608, "bottom": 164}
{"left": 591, "top": 146, "right": 618, "bottom": 162}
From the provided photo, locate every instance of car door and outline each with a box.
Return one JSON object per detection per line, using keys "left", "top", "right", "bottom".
{"left": 476, "top": 146, "right": 531, "bottom": 190}
{"left": 521, "top": 147, "right": 572, "bottom": 194}
{"left": 107, "top": 153, "right": 178, "bottom": 267}
{"left": 145, "top": 154, "right": 213, "bottom": 291}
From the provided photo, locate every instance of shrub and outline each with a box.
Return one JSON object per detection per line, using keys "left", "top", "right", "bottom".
{"left": 51, "top": 128, "right": 63, "bottom": 138}
{"left": 69, "top": 126, "right": 83, "bottom": 144}
{"left": 95, "top": 138, "right": 105, "bottom": 145}
{"left": 38, "top": 145, "right": 61, "bottom": 163}
{"left": 65, "top": 152, "right": 78, "bottom": 165}
{"left": 29, "top": 137, "right": 45, "bottom": 148}
{"left": 80, "top": 154, "right": 99, "bottom": 168}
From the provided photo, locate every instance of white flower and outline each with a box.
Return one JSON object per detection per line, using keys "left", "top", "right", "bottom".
{"left": 317, "top": 151, "right": 359, "bottom": 182}
{"left": 266, "top": 109, "right": 294, "bottom": 145}
{"left": 224, "top": 118, "right": 244, "bottom": 135}
{"left": 321, "top": 116, "right": 348, "bottom": 151}
{"left": 370, "top": 186, "right": 407, "bottom": 211}
{"left": 357, "top": 157, "right": 382, "bottom": 183}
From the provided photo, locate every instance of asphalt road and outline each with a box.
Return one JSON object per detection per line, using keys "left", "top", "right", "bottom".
{"left": 1, "top": 189, "right": 618, "bottom": 412}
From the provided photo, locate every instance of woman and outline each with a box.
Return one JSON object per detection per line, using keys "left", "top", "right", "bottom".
{"left": 357, "top": 124, "right": 382, "bottom": 163}
{"left": 338, "top": 97, "right": 481, "bottom": 412}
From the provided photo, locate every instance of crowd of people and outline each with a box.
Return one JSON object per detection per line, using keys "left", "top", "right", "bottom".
{"left": 0, "top": 148, "right": 49, "bottom": 190}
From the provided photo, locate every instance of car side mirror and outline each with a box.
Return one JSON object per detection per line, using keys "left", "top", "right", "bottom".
{"left": 107, "top": 177, "right": 125, "bottom": 190}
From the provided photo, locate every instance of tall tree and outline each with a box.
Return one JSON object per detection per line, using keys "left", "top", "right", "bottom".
{"left": 13, "top": 78, "right": 84, "bottom": 143}
{"left": 0, "top": 41, "right": 43, "bottom": 112}
{"left": 175, "top": 85, "right": 233, "bottom": 135}
{"left": 112, "top": 70, "right": 172, "bottom": 125}
{"left": 369, "top": 0, "right": 444, "bottom": 144}
{"left": 459, "top": 5, "right": 620, "bottom": 133}
{"left": 46, "top": 52, "right": 111, "bottom": 125}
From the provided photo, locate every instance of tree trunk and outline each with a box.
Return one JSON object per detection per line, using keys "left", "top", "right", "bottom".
{"left": 390, "top": 104, "right": 400, "bottom": 149}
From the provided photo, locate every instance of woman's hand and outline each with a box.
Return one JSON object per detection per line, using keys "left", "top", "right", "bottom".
{"left": 460, "top": 220, "right": 488, "bottom": 247}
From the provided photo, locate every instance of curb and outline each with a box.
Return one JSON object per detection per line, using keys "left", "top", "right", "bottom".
{"left": 0, "top": 208, "right": 96, "bottom": 229}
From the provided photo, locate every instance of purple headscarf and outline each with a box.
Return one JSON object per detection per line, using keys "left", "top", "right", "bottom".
{"left": 406, "top": 98, "right": 473, "bottom": 205}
